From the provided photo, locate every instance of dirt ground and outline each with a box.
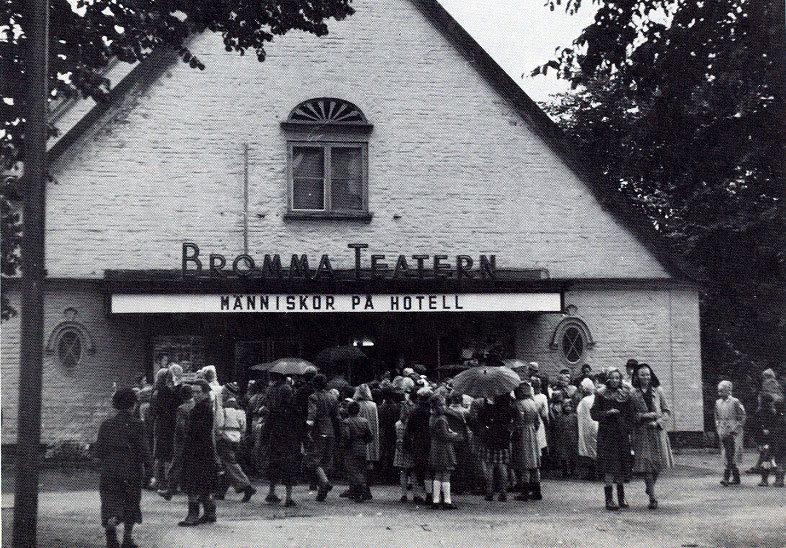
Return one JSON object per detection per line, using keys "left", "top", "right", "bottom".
{"left": 2, "top": 450, "right": 784, "bottom": 547}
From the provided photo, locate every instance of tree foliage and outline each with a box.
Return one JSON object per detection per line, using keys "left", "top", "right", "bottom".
{"left": 540, "top": 0, "right": 785, "bottom": 411}
{"left": 0, "top": 0, "right": 355, "bottom": 318}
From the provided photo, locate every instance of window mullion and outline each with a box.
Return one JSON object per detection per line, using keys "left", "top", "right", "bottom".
{"left": 324, "top": 145, "right": 331, "bottom": 211}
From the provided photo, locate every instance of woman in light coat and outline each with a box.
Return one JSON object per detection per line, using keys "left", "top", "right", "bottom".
{"left": 353, "top": 384, "right": 380, "bottom": 497}
{"left": 630, "top": 364, "right": 674, "bottom": 509}
{"left": 576, "top": 378, "right": 599, "bottom": 480}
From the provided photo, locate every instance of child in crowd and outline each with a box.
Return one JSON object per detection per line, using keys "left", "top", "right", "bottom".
{"left": 752, "top": 392, "right": 777, "bottom": 486}
{"left": 714, "top": 380, "right": 746, "bottom": 486}
{"left": 394, "top": 405, "right": 415, "bottom": 501}
{"left": 341, "top": 401, "right": 374, "bottom": 502}
{"left": 555, "top": 399, "right": 579, "bottom": 477}
{"left": 428, "top": 394, "right": 462, "bottom": 509}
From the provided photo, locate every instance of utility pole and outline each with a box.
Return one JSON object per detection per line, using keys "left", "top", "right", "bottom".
{"left": 13, "top": 0, "right": 50, "bottom": 545}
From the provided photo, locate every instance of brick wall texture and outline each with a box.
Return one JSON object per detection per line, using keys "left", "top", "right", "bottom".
{"left": 1, "top": 0, "right": 703, "bottom": 443}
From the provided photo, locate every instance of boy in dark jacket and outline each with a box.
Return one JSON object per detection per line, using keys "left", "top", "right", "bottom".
{"left": 341, "top": 401, "right": 374, "bottom": 502}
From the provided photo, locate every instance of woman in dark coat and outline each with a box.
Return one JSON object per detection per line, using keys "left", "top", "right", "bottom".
{"left": 404, "top": 388, "right": 434, "bottom": 503}
{"left": 591, "top": 367, "right": 635, "bottom": 510}
{"left": 179, "top": 380, "right": 221, "bottom": 526}
{"left": 151, "top": 368, "right": 180, "bottom": 489}
{"left": 264, "top": 377, "right": 301, "bottom": 506}
{"left": 95, "top": 388, "right": 144, "bottom": 548}
{"left": 428, "top": 394, "right": 462, "bottom": 509}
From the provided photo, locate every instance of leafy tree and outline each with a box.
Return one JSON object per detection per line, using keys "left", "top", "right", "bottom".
{"left": 539, "top": 0, "right": 786, "bottom": 415}
{"left": 0, "top": 0, "right": 355, "bottom": 318}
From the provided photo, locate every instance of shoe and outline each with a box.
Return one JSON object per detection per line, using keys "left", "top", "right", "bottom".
{"left": 241, "top": 486, "right": 257, "bottom": 503}
{"left": 758, "top": 480, "right": 769, "bottom": 487}
{"left": 120, "top": 540, "right": 138, "bottom": 548}
{"left": 720, "top": 469, "right": 731, "bottom": 486}
{"left": 498, "top": 493, "right": 507, "bottom": 502}
{"left": 363, "top": 486, "right": 373, "bottom": 500}
{"left": 105, "top": 529, "right": 120, "bottom": 548}
{"left": 648, "top": 498, "right": 658, "bottom": 510}
{"left": 196, "top": 500, "right": 217, "bottom": 524}
{"left": 431, "top": 502, "right": 440, "bottom": 510}
{"left": 400, "top": 495, "right": 408, "bottom": 502}
{"left": 484, "top": 494, "right": 494, "bottom": 502}
{"left": 157, "top": 489, "right": 173, "bottom": 501}
{"left": 339, "top": 489, "right": 352, "bottom": 498}
{"left": 616, "top": 485, "right": 628, "bottom": 508}
{"left": 265, "top": 493, "right": 281, "bottom": 503}
{"left": 442, "top": 503, "right": 458, "bottom": 510}
{"left": 604, "top": 486, "right": 618, "bottom": 511}
{"left": 772, "top": 479, "right": 784, "bottom": 487}
{"left": 412, "top": 495, "right": 425, "bottom": 503}
{"left": 284, "top": 499, "right": 297, "bottom": 507}
{"left": 315, "top": 483, "right": 333, "bottom": 502}
{"left": 531, "top": 483, "right": 543, "bottom": 501}
{"left": 178, "top": 502, "right": 201, "bottom": 527}
{"left": 730, "top": 470, "right": 741, "bottom": 485}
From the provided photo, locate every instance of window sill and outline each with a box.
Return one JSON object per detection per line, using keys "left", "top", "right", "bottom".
{"left": 284, "top": 211, "right": 373, "bottom": 223}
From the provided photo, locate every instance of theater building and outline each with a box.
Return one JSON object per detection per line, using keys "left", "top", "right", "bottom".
{"left": 0, "top": 0, "right": 703, "bottom": 446}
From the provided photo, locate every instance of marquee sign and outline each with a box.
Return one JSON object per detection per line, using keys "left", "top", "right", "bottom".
{"left": 110, "top": 292, "right": 562, "bottom": 314}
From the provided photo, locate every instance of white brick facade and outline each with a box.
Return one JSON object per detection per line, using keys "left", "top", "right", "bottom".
{"left": 1, "top": 0, "right": 703, "bottom": 444}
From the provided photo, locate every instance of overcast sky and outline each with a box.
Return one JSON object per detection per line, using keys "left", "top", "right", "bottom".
{"left": 438, "top": 0, "right": 597, "bottom": 104}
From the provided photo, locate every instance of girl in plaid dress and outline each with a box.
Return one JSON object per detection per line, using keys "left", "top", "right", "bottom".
{"left": 477, "top": 393, "right": 514, "bottom": 502}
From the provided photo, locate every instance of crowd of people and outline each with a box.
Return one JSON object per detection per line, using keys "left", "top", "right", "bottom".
{"left": 93, "top": 358, "right": 786, "bottom": 548}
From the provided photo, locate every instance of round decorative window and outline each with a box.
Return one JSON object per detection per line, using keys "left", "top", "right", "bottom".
{"left": 561, "top": 325, "right": 585, "bottom": 364}
{"left": 57, "top": 329, "right": 83, "bottom": 368}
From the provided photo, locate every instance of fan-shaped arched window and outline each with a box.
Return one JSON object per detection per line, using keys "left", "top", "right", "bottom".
{"left": 282, "top": 98, "right": 372, "bottom": 221}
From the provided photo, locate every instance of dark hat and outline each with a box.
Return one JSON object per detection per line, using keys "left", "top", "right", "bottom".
{"left": 112, "top": 387, "right": 138, "bottom": 410}
{"left": 559, "top": 368, "right": 570, "bottom": 375}
{"left": 625, "top": 359, "right": 639, "bottom": 369}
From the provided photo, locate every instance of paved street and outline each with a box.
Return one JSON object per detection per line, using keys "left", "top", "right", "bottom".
{"left": 2, "top": 451, "right": 784, "bottom": 547}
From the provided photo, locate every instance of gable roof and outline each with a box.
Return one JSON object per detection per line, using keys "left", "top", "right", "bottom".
{"left": 48, "top": 0, "right": 691, "bottom": 281}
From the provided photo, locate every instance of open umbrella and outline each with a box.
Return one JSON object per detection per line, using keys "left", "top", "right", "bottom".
{"left": 451, "top": 365, "right": 522, "bottom": 399}
{"left": 436, "top": 363, "right": 470, "bottom": 373}
{"left": 315, "top": 345, "right": 367, "bottom": 364}
{"left": 249, "top": 362, "right": 275, "bottom": 372}
{"left": 267, "top": 358, "right": 318, "bottom": 376}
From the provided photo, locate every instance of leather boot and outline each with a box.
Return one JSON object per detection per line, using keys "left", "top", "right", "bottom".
{"left": 105, "top": 528, "right": 119, "bottom": 548}
{"left": 197, "top": 499, "right": 217, "bottom": 524}
{"left": 758, "top": 471, "right": 770, "bottom": 486}
{"left": 514, "top": 482, "right": 530, "bottom": 501}
{"left": 731, "top": 469, "right": 741, "bottom": 485}
{"left": 720, "top": 469, "right": 731, "bottom": 486}
{"left": 178, "top": 502, "right": 201, "bottom": 527}
{"left": 531, "top": 482, "right": 542, "bottom": 501}
{"left": 616, "top": 484, "right": 628, "bottom": 508}
{"left": 604, "top": 485, "right": 618, "bottom": 511}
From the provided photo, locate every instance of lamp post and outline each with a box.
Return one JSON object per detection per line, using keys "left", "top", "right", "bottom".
{"left": 13, "top": 0, "right": 50, "bottom": 545}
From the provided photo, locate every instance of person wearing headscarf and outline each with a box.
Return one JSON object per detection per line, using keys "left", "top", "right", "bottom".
{"left": 404, "top": 387, "right": 434, "bottom": 503}
{"left": 353, "top": 384, "right": 380, "bottom": 499}
{"left": 576, "top": 377, "right": 599, "bottom": 480}
{"left": 158, "top": 383, "right": 196, "bottom": 501}
{"left": 341, "top": 401, "right": 375, "bottom": 502}
{"left": 530, "top": 377, "right": 550, "bottom": 463}
{"left": 715, "top": 380, "right": 746, "bottom": 486}
{"left": 591, "top": 367, "right": 635, "bottom": 510}
{"left": 630, "top": 363, "right": 674, "bottom": 509}
{"left": 95, "top": 388, "right": 144, "bottom": 548}
{"left": 178, "top": 380, "right": 221, "bottom": 527}
{"left": 512, "top": 382, "right": 542, "bottom": 501}
{"left": 760, "top": 369, "right": 784, "bottom": 403}
{"left": 151, "top": 367, "right": 180, "bottom": 490}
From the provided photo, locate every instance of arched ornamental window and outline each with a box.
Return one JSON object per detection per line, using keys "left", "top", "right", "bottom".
{"left": 282, "top": 98, "right": 372, "bottom": 221}
{"left": 550, "top": 314, "right": 594, "bottom": 368}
